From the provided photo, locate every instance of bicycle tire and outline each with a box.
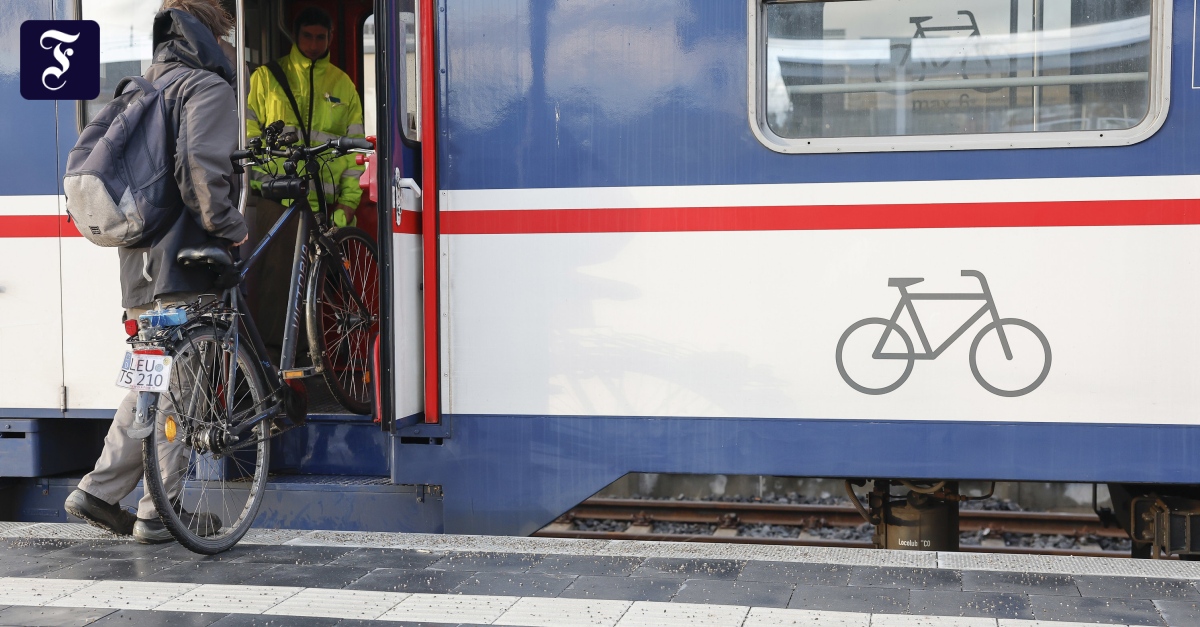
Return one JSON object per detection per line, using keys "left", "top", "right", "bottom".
{"left": 307, "top": 226, "right": 380, "bottom": 415}
{"left": 836, "top": 317, "right": 916, "bottom": 395}
{"left": 969, "top": 318, "right": 1051, "bottom": 397}
{"left": 143, "top": 324, "right": 272, "bottom": 554}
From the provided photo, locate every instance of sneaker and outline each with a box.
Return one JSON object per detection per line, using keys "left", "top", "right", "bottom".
{"left": 64, "top": 489, "right": 136, "bottom": 536}
{"left": 132, "top": 518, "right": 173, "bottom": 544}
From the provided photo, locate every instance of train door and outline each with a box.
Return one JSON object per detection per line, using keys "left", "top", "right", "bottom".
{"left": 0, "top": 1, "right": 66, "bottom": 415}
{"left": 375, "top": 0, "right": 425, "bottom": 428}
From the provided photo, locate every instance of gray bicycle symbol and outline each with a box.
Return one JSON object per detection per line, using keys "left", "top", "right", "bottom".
{"left": 835, "top": 270, "right": 1051, "bottom": 397}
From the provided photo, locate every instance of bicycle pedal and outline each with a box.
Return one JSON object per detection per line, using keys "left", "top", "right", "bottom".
{"left": 280, "top": 367, "right": 317, "bottom": 380}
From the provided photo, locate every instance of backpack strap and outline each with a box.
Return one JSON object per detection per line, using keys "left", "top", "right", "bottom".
{"left": 264, "top": 60, "right": 309, "bottom": 144}
{"left": 114, "top": 67, "right": 190, "bottom": 98}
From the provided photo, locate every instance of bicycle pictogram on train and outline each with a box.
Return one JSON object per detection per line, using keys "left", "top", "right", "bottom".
{"left": 873, "top": 10, "right": 1004, "bottom": 93}
{"left": 835, "top": 270, "right": 1051, "bottom": 397}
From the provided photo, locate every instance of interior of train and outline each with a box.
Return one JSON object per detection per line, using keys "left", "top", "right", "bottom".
{"left": 82, "top": 0, "right": 387, "bottom": 417}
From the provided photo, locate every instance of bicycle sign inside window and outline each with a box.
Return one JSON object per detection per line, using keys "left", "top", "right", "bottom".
{"left": 835, "top": 271, "right": 1051, "bottom": 397}
{"left": 756, "top": 0, "right": 1159, "bottom": 151}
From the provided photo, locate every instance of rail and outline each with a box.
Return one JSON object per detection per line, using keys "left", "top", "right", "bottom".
{"left": 534, "top": 497, "right": 1131, "bottom": 559}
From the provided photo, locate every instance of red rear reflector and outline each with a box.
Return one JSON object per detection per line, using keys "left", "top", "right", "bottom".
{"left": 133, "top": 348, "right": 165, "bottom": 356}
{"left": 124, "top": 319, "right": 138, "bottom": 337}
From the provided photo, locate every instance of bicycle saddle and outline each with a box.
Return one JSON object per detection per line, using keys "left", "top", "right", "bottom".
{"left": 177, "top": 245, "right": 235, "bottom": 273}
{"left": 888, "top": 277, "right": 924, "bottom": 288}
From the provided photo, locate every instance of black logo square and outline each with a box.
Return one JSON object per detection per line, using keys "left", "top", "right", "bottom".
{"left": 21, "top": 20, "right": 100, "bottom": 101}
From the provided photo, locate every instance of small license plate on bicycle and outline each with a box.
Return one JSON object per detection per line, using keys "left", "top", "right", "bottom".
{"left": 116, "top": 352, "right": 173, "bottom": 393}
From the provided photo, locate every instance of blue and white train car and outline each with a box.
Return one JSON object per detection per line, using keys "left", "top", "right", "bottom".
{"left": 2, "top": 0, "right": 1198, "bottom": 549}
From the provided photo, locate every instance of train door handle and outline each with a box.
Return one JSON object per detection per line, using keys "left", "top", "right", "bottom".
{"left": 394, "top": 170, "right": 422, "bottom": 223}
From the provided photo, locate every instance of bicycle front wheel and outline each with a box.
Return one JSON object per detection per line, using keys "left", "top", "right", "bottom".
{"left": 307, "top": 227, "right": 380, "bottom": 414}
{"left": 969, "top": 318, "right": 1051, "bottom": 397}
{"left": 143, "top": 325, "right": 272, "bottom": 554}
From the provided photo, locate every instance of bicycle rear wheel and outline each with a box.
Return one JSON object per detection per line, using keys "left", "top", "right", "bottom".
{"left": 307, "top": 227, "right": 380, "bottom": 415}
{"left": 143, "top": 324, "right": 271, "bottom": 554}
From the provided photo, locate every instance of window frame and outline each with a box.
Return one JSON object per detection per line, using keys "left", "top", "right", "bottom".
{"left": 746, "top": 0, "right": 1172, "bottom": 154}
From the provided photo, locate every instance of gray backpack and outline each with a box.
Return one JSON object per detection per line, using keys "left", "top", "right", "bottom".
{"left": 64, "top": 69, "right": 188, "bottom": 247}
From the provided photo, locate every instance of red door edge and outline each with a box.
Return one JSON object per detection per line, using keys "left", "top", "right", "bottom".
{"left": 420, "top": 0, "right": 440, "bottom": 424}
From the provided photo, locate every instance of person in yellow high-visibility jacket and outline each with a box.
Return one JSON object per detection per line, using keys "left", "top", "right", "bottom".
{"left": 246, "top": 6, "right": 364, "bottom": 227}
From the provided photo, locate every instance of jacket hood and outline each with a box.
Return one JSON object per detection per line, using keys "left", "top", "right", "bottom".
{"left": 288, "top": 43, "right": 331, "bottom": 68}
{"left": 151, "top": 9, "right": 235, "bottom": 84}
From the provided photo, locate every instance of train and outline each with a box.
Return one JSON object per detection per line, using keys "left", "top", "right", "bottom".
{"left": 2, "top": 0, "right": 1199, "bottom": 555}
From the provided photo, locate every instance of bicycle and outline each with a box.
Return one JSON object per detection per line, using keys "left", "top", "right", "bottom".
{"left": 114, "top": 121, "right": 378, "bottom": 553}
{"left": 835, "top": 270, "right": 1051, "bottom": 397}
{"left": 873, "top": 10, "right": 1003, "bottom": 94}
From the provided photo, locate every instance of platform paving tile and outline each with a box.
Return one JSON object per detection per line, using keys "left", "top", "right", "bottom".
{"left": 240, "top": 564, "right": 372, "bottom": 589}
{"left": 671, "top": 578, "right": 794, "bottom": 608}
{"left": 45, "top": 580, "right": 198, "bottom": 610}
{"left": 43, "top": 539, "right": 175, "bottom": 561}
{"left": 450, "top": 571, "right": 576, "bottom": 598}
{"left": 738, "top": 560, "right": 855, "bottom": 586}
{"left": 347, "top": 567, "right": 474, "bottom": 593}
{"left": 870, "top": 615, "right": 997, "bottom": 626}
{"left": 262, "top": 588, "right": 408, "bottom": 620}
{"left": 229, "top": 545, "right": 357, "bottom": 566}
{"left": 1154, "top": 599, "right": 1200, "bottom": 627}
{"left": 155, "top": 584, "right": 302, "bottom": 614}
{"left": 205, "top": 614, "right": 341, "bottom": 626}
{"left": 327, "top": 548, "right": 448, "bottom": 570}
{"left": 611, "top": 600, "right": 748, "bottom": 626}
{"left": 743, "top": 607, "right": 871, "bottom": 626}
{"left": 86, "top": 609, "right": 229, "bottom": 626}
{"left": 1029, "top": 594, "right": 1167, "bottom": 625}
{"left": 788, "top": 583, "right": 910, "bottom": 614}
{"left": 961, "top": 570, "right": 1081, "bottom": 596}
{"left": 0, "top": 577, "right": 95, "bottom": 605}
{"left": 0, "top": 604, "right": 116, "bottom": 626}
{"left": 377, "top": 592, "right": 518, "bottom": 623}
{"left": 491, "top": 596, "right": 631, "bottom": 626}
{"left": 908, "top": 589, "right": 1034, "bottom": 620}
{"left": 1074, "top": 576, "right": 1200, "bottom": 601}
{"left": 153, "top": 561, "right": 279, "bottom": 585}
{"left": 559, "top": 575, "right": 684, "bottom": 602}
{"left": 426, "top": 551, "right": 545, "bottom": 573}
{"left": 0, "top": 553, "right": 75, "bottom": 578}
{"left": 849, "top": 565, "right": 964, "bottom": 591}
{"left": 0, "top": 537, "right": 85, "bottom": 557}
{"left": 630, "top": 557, "right": 745, "bottom": 581}
{"left": 524, "top": 554, "right": 645, "bottom": 577}
{"left": 39, "top": 557, "right": 179, "bottom": 581}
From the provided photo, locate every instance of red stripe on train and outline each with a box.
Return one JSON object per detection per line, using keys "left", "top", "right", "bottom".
{"left": 391, "top": 209, "right": 422, "bottom": 234}
{"left": 440, "top": 198, "right": 1200, "bottom": 234}
{"left": 0, "top": 215, "right": 81, "bottom": 238}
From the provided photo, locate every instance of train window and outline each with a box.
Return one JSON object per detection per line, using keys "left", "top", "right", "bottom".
{"left": 399, "top": 2, "right": 419, "bottom": 142}
{"left": 80, "top": 0, "right": 161, "bottom": 124}
{"left": 751, "top": 0, "right": 1168, "bottom": 153}
{"left": 363, "top": 15, "right": 377, "bottom": 137}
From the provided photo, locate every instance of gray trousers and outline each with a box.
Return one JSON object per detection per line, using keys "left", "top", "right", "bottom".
{"left": 77, "top": 298, "right": 197, "bottom": 520}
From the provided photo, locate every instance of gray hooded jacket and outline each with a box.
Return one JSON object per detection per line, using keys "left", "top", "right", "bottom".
{"left": 117, "top": 9, "right": 247, "bottom": 308}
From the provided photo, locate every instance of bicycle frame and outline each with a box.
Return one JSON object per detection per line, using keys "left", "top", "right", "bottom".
{"left": 873, "top": 271, "right": 1013, "bottom": 361}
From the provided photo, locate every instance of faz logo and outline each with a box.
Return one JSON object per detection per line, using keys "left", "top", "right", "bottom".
{"left": 20, "top": 20, "right": 100, "bottom": 100}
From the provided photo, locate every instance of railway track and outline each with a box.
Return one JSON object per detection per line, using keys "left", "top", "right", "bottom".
{"left": 534, "top": 497, "right": 1132, "bottom": 558}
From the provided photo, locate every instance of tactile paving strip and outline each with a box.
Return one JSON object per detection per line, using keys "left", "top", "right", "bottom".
{"left": 0, "top": 522, "right": 113, "bottom": 540}
{"left": 939, "top": 551, "right": 1200, "bottom": 580}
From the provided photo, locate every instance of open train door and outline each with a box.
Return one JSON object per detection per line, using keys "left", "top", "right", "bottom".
{"left": 373, "top": 0, "right": 426, "bottom": 434}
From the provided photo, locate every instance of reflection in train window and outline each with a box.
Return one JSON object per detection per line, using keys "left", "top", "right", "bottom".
{"left": 80, "top": 0, "right": 161, "bottom": 123}
{"left": 759, "top": 0, "right": 1157, "bottom": 145}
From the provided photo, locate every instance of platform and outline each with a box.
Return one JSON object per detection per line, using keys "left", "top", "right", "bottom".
{"left": 1, "top": 524, "right": 1199, "bottom": 626}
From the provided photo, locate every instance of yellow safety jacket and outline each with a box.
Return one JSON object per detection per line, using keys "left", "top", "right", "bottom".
{"left": 246, "top": 45, "right": 365, "bottom": 215}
